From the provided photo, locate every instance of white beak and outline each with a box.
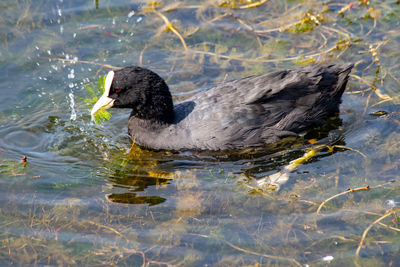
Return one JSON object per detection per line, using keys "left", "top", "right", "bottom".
{"left": 91, "top": 71, "right": 115, "bottom": 116}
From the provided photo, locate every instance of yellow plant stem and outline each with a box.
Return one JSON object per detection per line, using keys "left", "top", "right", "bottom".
{"left": 151, "top": 5, "right": 188, "bottom": 52}
{"left": 316, "top": 186, "right": 370, "bottom": 215}
{"left": 238, "top": 0, "right": 268, "bottom": 9}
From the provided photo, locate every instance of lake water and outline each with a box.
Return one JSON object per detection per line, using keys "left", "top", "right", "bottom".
{"left": 0, "top": 0, "right": 399, "bottom": 266}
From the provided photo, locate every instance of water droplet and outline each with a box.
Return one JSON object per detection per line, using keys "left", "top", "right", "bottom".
{"left": 68, "top": 69, "right": 75, "bottom": 79}
{"left": 69, "top": 92, "right": 77, "bottom": 121}
{"left": 128, "top": 11, "right": 135, "bottom": 18}
{"left": 385, "top": 199, "right": 398, "bottom": 209}
{"left": 322, "top": 256, "right": 334, "bottom": 262}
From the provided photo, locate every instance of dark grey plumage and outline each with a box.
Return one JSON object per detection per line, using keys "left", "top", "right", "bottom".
{"left": 105, "top": 64, "right": 353, "bottom": 151}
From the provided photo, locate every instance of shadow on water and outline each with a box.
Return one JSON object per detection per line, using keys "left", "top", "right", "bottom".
{"left": 106, "top": 193, "right": 166, "bottom": 205}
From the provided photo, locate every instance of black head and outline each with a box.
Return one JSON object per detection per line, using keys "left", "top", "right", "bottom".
{"left": 94, "top": 66, "right": 174, "bottom": 124}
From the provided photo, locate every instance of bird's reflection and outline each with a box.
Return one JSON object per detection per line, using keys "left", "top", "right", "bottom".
{"left": 105, "top": 116, "right": 345, "bottom": 204}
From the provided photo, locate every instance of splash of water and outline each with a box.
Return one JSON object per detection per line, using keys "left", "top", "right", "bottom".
{"left": 69, "top": 92, "right": 76, "bottom": 121}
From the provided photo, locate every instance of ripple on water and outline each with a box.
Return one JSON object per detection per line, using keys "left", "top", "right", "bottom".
{"left": 3, "top": 129, "right": 41, "bottom": 150}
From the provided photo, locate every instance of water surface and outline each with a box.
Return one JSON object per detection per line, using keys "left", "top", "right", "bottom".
{"left": 0, "top": 0, "right": 399, "bottom": 266}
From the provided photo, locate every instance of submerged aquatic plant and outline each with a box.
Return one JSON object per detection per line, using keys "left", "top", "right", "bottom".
{"left": 82, "top": 75, "right": 112, "bottom": 125}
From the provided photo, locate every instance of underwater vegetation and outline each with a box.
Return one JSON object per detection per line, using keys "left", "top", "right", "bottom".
{"left": 0, "top": 0, "right": 399, "bottom": 266}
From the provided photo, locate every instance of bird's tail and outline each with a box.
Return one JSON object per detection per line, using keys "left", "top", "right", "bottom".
{"left": 334, "top": 63, "right": 353, "bottom": 100}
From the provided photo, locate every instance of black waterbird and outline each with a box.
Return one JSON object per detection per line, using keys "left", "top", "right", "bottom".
{"left": 91, "top": 64, "right": 353, "bottom": 151}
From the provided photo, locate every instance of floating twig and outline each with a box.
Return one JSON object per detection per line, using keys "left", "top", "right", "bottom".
{"left": 329, "top": 145, "right": 367, "bottom": 159}
{"left": 316, "top": 185, "right": 371, "bottom": 215}
{"left": 316, "top": 180, "right": 396, "bottom": 216}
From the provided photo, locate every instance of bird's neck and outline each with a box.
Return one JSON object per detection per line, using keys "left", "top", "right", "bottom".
{"left": 130, "top": 109, "right": 174, "bottom": 127}
{"left": 131, "top": 100, "right": 175, "bottom": 125}
{"left": 127, "top": 116, "right": 169, "bottom": 146}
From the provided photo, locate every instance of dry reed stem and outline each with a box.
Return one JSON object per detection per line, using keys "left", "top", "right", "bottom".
{"left": 377, "top": 222, "right": 400, "bottom": 232}
{"left": 345, "top": 87, "right": 374, "bottom": 95}
{"left": 330, "top": 145, "right": 367, "bottom": 159}
{"left": 355, "top": 208, "right": 400, "bottom": 256}
{"left": 316, "top": 181, "right": 396, "bottom": 217}
{"left": 181, "top": 42, "right": 340, "bottom": 64}
{"left": 86, "top": 220, "right": 126, "bottom": 239}
{"left": 224, "top": 240, "right": 302, "bottom": 266}
{"left": 185, "top": 233, "right": 302, "bottom": 265}
{"left": 321, "top": 25, "right": 351, "bottom": 40}
{"left": 254, "top": 21, "right": 298, "bottom": 34}
{"left": 350, "top": 74, "right": 392, "bottom": 100}
{"left": 150, "top": 5, "right": 188, "bottom": 52}
{"left": 238, "top": 0, "right": 269, "bottom": 9}
{"left": 370, "top": 98, "right": 393, "bottom": 108}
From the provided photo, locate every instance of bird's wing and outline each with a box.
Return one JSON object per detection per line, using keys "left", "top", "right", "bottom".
{"left": 243, "top": 68, "right": 323, "bottom": 105}
{"left": 171, "top": 64, "right": 352, "bottom": 150}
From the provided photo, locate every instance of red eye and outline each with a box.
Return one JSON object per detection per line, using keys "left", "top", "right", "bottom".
{"left": 116, "top": 89, "right": 121, "bottom": 93}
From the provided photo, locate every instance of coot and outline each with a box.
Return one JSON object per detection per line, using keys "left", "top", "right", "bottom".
{"left": 91, "top": 64, "right": 353, "bottom": 151}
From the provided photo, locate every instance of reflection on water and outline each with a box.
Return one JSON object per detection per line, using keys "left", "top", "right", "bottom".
{"left": 0, "top": 0, "right": 399, "bottom": 265}
{"left": 106, "top": 193, "right": 166, "bottom": 205}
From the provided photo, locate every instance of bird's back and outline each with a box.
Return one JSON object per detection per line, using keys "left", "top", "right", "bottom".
{"left": 129, "top": 64, "right": 353, "bottom": 151}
